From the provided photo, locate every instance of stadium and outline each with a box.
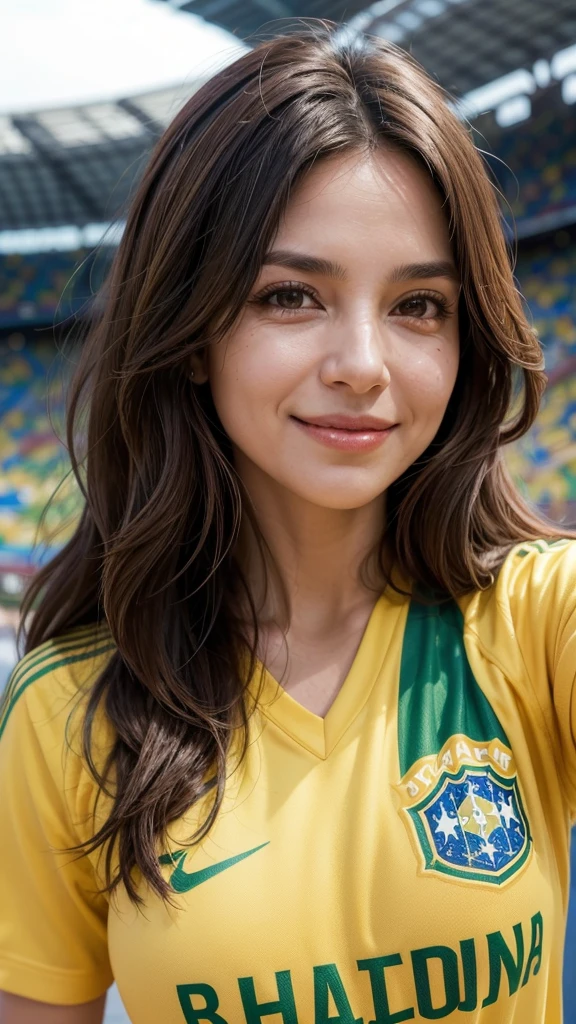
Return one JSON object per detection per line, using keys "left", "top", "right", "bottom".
{"left": 1, "top": 0, "right": 576, "bottom": 1020}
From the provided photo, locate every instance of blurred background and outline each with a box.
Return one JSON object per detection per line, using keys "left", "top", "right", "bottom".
{"left": 0, "top": 0, "right": 575, "bottom": 1020}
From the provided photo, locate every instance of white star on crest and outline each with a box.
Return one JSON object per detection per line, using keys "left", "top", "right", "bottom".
{"left": 434, "top": 806, "right": 460, "bottom": 845}
{"left": 498, "top": 796, "right": 519, "bottom": 829}
{"left": 481, "top": 837, "right": 498, "bottom": 864}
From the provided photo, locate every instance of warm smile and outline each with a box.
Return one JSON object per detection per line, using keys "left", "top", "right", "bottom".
{"left": 290, "top": 415, "right": 398, "bottom": 452}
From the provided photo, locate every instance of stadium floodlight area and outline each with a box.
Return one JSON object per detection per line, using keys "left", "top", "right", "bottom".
{"left": 0, "top": 223, "right": 124, "bottom": 256}
{"left": 160, "top": 0, "right": 373, "bottom": 36}
{"left": 157, "top": 0, "right": 576, "bottom": 96}
{"left": 0, "top": 82, "right": 203, "bottom": 237}
{"left": 0, "top": 0, "right": 575, "bottom": 249}
{"left": 456, "top": 41, "right": 576, "bottom": 125}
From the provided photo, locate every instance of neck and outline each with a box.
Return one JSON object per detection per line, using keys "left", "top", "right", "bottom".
{"left": 234, "top": 457, "right": 387, "bottom": 634}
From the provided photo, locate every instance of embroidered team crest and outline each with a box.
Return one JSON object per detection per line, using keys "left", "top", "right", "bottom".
{"left": 396, "top": 597, "right": 534, "bottom": 888}
{"left": 396, "top": 735, "right": 532, "bottom": 886}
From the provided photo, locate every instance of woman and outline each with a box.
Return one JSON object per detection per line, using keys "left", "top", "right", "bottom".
{"left": 0, "top": 23, "right": 574, "bottom": 1024}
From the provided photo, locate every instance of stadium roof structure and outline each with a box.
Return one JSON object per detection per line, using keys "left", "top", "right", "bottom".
{"left": 1, "top": 0, "right": 576, "bottom": 238}
{"left": 157, "top": 0, "right": 576, "bottom": 97}
{"left": 0, "top": 85, "right": 199, "bottom": 235}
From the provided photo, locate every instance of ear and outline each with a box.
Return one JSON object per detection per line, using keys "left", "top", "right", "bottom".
{"left": 188, "top": 350, "right": 209, "bottom": 385}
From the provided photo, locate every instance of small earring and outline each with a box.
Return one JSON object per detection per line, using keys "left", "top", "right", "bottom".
{"left": 190, "top": 369, "right": 195, "bottom": 380}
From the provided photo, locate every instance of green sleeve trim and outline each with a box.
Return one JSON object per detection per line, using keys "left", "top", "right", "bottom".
{"left": 0, "top": 641, "right": 116, "bottom": 743}
{"left": 2, "top": 626, "right": 111, "bottom": 709}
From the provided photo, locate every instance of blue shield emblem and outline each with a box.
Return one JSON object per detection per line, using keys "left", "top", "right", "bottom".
{"left": 407, "top": 763, "right": 532, "bottom": 885}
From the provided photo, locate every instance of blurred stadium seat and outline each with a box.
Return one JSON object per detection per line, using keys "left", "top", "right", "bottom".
{"left": 0, "top": 247, "right": 104, "bottom": 327}
{"left": 0, "top": 337, "right": 82, "bottom": 574}
{"left": 495, "top": 108, "right": 576, "bottom": 226}
{"left": 503, "top": 235, "right": 576, "bottom": 519}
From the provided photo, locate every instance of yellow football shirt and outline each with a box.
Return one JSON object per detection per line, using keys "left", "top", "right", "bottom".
{"left": 1, "top": 538, "right": 576, "bottom": 1023}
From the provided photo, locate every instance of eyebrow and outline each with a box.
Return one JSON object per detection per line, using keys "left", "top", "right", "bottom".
{"left": 262, "top": 249, "right": 460, "bottom": 284}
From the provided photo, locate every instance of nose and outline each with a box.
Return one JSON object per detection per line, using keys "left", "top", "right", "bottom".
{"left": 320, "top": 315, "right": 391, "bottom": 394}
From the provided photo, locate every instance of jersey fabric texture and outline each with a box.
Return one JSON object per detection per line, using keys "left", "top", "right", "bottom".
{"left": 1, "top": 539, "right": 576, "bottom": 1023}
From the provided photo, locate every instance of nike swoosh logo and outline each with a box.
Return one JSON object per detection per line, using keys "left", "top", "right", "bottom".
{"left": 159, "top": 842, "right": 269, "bottom": 893}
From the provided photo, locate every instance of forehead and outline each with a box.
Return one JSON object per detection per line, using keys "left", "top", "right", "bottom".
{"left": 274, "top": 148, "right": 453, "bottom": 261}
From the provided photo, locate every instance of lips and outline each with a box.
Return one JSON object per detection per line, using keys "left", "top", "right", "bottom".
{"left": 290, "top": 415, "right": 397, "bottom": 453}
{"left": 292, "top": 414, "right": 396, "bottom": 431}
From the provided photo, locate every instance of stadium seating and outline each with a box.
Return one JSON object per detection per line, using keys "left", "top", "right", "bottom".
{"left": 506, "top": 240, "right": 576, "bottom": 517}
{"left": 506, "top": 374, "right": 576, "bottom": 516}
{"left": 0, "top": 339, "right": 82, "bottom": 571}
{"left": 517, "top": 240, "right": 576, "bottom": 367}
{"left": 0, "top": 248, "right": 102, "bottom": 328}
{"left": 490, "top": 108, "right": 576, "bottom": 228}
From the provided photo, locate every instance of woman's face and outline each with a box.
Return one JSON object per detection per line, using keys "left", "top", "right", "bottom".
{"left": 206, "top": 148, "right": 461, "bottom": 510}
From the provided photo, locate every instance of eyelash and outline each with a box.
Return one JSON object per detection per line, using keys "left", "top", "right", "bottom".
{"left": 250, "top": 282, "right": 453, "bottom": 321}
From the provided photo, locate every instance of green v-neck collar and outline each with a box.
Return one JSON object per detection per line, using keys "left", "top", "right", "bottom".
{"left": 253, "top": 588, "right": 407, "bottom": 760}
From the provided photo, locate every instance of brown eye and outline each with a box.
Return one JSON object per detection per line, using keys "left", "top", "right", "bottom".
{"left": 270, "top": 289, "right": 307, "bottom": 309}
{"left": 251, "top": 281, "right": 321, "bottom": 314}
{"left": 394, "top": 293, "right": 449, "bottom": 320}
{"left": 398, "top": 296, "right": 433, "bottom": 317}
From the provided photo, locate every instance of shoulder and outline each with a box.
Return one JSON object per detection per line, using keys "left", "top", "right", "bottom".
{"left": 0, "top": 621, "right": 117, "bottom": 758}
{"left": 493, "top": 538, "right": 576, "bottom": 642}
{"left": 0, "top": 623, "right": 118, "bottom": 841}
{"left": 461, "top": 538, "right": 576, "bottom": 619}
{"left": 459, "top": 538, "right": 576, "bottom": 676}
{"left": 496, "top": 537, "right": 576, "bottom": 598}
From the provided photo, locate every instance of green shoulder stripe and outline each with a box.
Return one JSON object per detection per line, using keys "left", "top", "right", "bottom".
{"left": 397, "top": 598, "right": 509, "bottom": 777}
{"left": 5, "top": 623, "right": 109, "bottom": 687}
{"left": 0, "top": 626, "right": 115, "bottom": 743}
{"left": 515, "top": 538, "right": 571, "bottom": 557}
{"left": 1, "top": 623, "right": 111, "bottom": 710}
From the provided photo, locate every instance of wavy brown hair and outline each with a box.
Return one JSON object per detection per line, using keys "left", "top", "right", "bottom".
{"left": 18, "top": 23, "right": 570, "bottom": 903}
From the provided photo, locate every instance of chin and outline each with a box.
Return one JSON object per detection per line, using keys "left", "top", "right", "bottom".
{"left": 290, "top": 481, "right": 390, "bottom": 510}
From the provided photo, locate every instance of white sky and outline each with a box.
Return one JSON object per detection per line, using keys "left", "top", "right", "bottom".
{"left": 0, "top": 0, "right": 248, "bottom": 114}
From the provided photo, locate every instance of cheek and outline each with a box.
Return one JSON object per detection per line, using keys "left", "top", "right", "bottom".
{"left": 207, "top": 328, "right": 300, "bottom": 441}
{"left": 398, "top": 342, "right": 459, "bottom": 418}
